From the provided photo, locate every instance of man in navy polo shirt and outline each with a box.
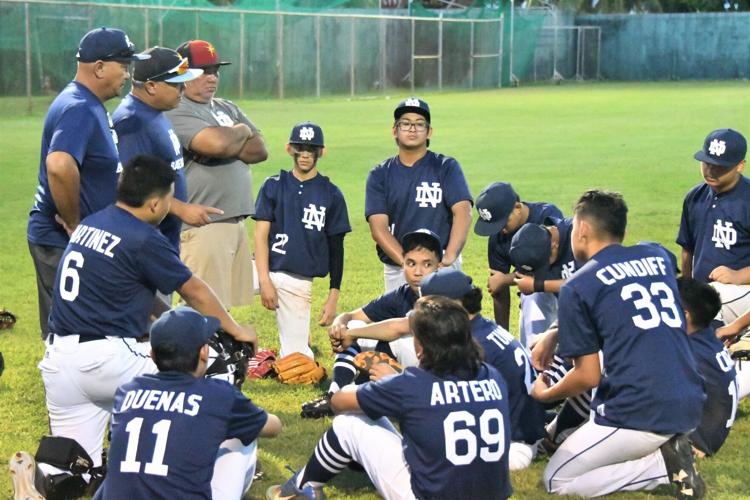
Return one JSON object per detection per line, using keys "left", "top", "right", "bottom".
{"left": 27, "top": 27, "right": 147, "bottom": 341}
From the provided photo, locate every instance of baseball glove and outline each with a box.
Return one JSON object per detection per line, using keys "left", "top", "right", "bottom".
{"left": 273, "top": 352, "right": 327, "bottom": 384}
{"left": 353, "top": 351, "right": 404, "bottom": 375}
{"left": 247, "top": 348, "right": 277, "bottom": 380}
{"left": 729, "top": 337, "right": 750, "bottom": 361}
{"left": 205, "top": 329, "right": 255, "bottom": 388}
{"left": 0, "top": 309, "right": 16, "bottom": 330}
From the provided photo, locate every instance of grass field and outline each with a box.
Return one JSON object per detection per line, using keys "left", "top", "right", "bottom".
{"left": 1, "top": 81, "right": 750, "bottom": 499}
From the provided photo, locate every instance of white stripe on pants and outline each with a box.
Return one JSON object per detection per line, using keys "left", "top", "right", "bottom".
{"left": 544, "top": 419, "right": 671, "bottom": 497}
{"left": 271, "top": 271, "right": 314, "bottom": 358}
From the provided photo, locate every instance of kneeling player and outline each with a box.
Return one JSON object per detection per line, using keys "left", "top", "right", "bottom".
{"left": 269, "top": 296, "right": 512, "bottom": 500}
{"left": 95, "top": 307, "right": 281, "bottom": 499}
{"left": 531, "top": 190, "right": 706, "bottom": 499}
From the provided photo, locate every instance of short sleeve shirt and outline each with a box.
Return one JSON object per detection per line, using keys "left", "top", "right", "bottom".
{"left": 28, "top": 81, "right": 121, "bottom": 248}
{"left": 365, "top": 151, "right": 472, "bottom": 266}
{"left": 113, "top": 94, "right": 187, "bottom": 250}
{"left": 253, "top": 170, "right": 351, "bottom": 278}
{"left": 361, "top": 284, "right": 419, "bottom": 322}
{"left": 100, "top": 373, "right": 268, "bottom": 499}
{"left": 48, "top": 205, "right": 192, "bottom": 338}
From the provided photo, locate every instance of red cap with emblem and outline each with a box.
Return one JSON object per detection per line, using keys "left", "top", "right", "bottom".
{"left": 176, "top": 40, "right": 231, "bottom": 68}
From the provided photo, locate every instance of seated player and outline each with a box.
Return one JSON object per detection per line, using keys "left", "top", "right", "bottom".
{"left": 301, "top": 229, "right": 441, "bottom": 417}
{"left": 268, "top": 296, "right": 512, "bottom": 500}
{"left": 677, "top": 277, "right": 738, "bottom": 457}
{"left": 94, "top": 307, "right": 281, "bottom": 499}
{"left": 254, "top": 122, "right": 351, "bottom": 358}
{"left": 530, "top": 190, "right": 706, "bottom": 499}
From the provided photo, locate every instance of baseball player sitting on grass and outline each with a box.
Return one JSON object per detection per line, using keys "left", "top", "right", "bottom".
{"left": 329, "top": 268, "right": 546, "bottom": 471}
{"left": 15, "top": 155, "right": 256, "bottom": 500}
{"left": 93, "top": 307, "right": 281, "bottom": 500}
{"left": 474, "top": 182, "right": 563, "bottom": 346}
{"left": 677, "top": 277, "right": 738, "bottom": 458}
{"left": 530, "top": 190, "right": 706, "bottom": 499}
{"left": 268, "top": 296, "right": 512, "bottom": 500}
{"left": 254, "top": 122, "right": 351, "bottom": 358}
{"left": 301, "top": 229, "right": 441, "bottom": 418}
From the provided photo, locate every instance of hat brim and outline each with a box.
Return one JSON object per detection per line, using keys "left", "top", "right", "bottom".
{"left": 164, "top": 68, "right": 203, "bottom": 83}
{"left": 110, "top": 52, "right": 150, "bottom": 62}
{"left": 474, "top": 216, "right": 508, "bottom": 237}
{"left": 694, "top": 150, "right": 736, "bottom": 168}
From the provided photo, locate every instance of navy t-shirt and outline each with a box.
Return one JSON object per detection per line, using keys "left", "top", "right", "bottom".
{"left": 471, "top": 315, "right": 546, "bottom": 444}
{"left": 28, "top": 81, "right": 121, "bottom": 248}
{"left": 49, "top": 205, "right": 192, "bottom": 339}
{"left": 361, "top": 284, "right": 418, "bottom": 322}
{"left": 677, "top": 177, "right": 750, "bottom": 282}
{"left": 488, "top": 202, "right": 563, "bottom": 273}
{"left": 688, "top": 326, "right": 738, "bottom": 455}
{"left": 357, "top": 363, "right": 512, "bottom": 500}
{"left": 557, "top": 244, "right": 705, "bottom": 434}
{"left": 99, "top": 372, "right": 268, "bottom": 500}
{"left": 365, "top": 151, "right": 472, "bottom": 265}
{"left": 542, "top": 216, "right": 577, "bottom": 280}
{"left": 253, "top": 170, "right": 351, "bottom": 278}
{"left": 113, "top": 94, "right": 187, "bottom": 251}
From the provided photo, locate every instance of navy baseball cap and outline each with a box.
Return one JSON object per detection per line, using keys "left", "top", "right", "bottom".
{"left": 289, "top": 122, "right": 324, "bottom": 147}
{"left": 402, "top": 228, "right": 443, "bottom": 261}
{"left": 394, "top": 97, "right": 431, "bottom": 123}
{"left": 420, "top": 269, "right": 474, "bottom": 299}
{"left": 133, "top": 47, "right": 203, "bottom": 83}
{"left": 150, "top": 306, "right": 220, "bottom": 357}
{"left": 474, "top": 182, "right": 519, "bottom": 236}
{"left": 76, "top": 27, "right": 149, "bottom": 63}
{"left": 509, "top": 223, "right": 551, "bottom": 274}
{"left": 694, "top": 128, "right": 747, "bottom": 168}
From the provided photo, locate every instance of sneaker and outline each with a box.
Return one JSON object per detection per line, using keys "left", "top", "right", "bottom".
{"left": 266, "top": 471, "right": 326, "bottom": 500}
{"left": 9, "top": 451, "right": 44, "bottom": 500}
{"left": 300, "top": 393, "right": 333, "bottom": 419}
{"left": 660, "top": 435, "right": 705, "bottom": 499}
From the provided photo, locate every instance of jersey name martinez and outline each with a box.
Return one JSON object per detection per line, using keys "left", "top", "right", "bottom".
{"left": 69, "top": 224, "right": 122, "bottom": 259}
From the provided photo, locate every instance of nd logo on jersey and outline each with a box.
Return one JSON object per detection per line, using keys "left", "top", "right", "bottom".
{"left": 415, "top": 182, "right": 442, "bottom": 208}
{"left": 561, "top": 261, "right": 576, "bottom": 279}
{"left": 712, "top": 219, "right": 737, "bottom": 250}
{"left": 302, "top": 204, "right": 326, "bottom": 231}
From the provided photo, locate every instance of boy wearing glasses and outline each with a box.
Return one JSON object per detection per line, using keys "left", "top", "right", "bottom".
{"left": 253, "top": 122, "right": 351, "bottom": 358}
{"left": 365, "top": 97, "right": 473, "bottom": 291}
{"left": 166, "top": 40, "right": 268, "bottom": 310}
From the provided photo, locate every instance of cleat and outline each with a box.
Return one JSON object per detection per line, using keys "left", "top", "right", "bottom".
{"left": 266, "top": 471, "right": 325, "bottom": 500}
{"left": 9, "top": 451, "right": 45, "bottom": 500}
{"left": 300, "top": 393, "right": 333, "bottom": 419}
{"left": 660, "top": 435, "right": 705, "bottom": 499}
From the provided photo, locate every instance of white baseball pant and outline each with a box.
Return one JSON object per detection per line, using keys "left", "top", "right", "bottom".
{"left": 270, "top": 271, "right": 314, "bottom": 358}
{"left": 38, "top": 334, "right": 157, "bottom": 467}
{"left": 544, "top": 419, "right": 671, "bottom": 497}
{"left": 735, "top": 361, "right": 750, "bottom": 400}
{"left": 383, "top": 255, "right": 462, "bottom": 293}
{"left": 211, "top": 439, "right": 257, "bottom": 499}
{"left": 710, "top": 282, "right": 750, "bottom": 330}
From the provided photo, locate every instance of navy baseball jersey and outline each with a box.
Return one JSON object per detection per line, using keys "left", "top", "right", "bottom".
{"left": 253, "top": 170, "right": 351, "bottom": 278}
{"left": 557, "top": 244, "right": 705, "bottom": 434}
{"left": 113, "top": 94, "right": 186, "bottom": 251}
{"left": 28, "top": 82, "right": 121, "bottom": 248}
{"left": 677, "top": 176, "right": 750, "bottom": 282}
{"left": 48, "top": 205, "right": 192, "bottom": 339}
{"left": 471, "top": 315, "right": 546, "bottom": 444}
{"left": 99, "top": 372, "right": 267, "bottom": 500}
{"left": 357, "top": 363, "right": 512, "bottom": 500}
{"left": 688, "top": 326, "right": 738, "bottom": 456}
{"left": 361, "top": 284, "right": 418, "bottom": 322}
{"left": 543, "top": 216, "right": 577, "bottom": 280}
{"left": 365, "top": 151, "right": 472, "bottom": 265}
{"left": 488, "top": 202, "right": 563, "bottom": 273}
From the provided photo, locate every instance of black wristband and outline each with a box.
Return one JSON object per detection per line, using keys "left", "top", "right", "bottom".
{"left": 534, "top": 276, "right": 545, "bottom": 293}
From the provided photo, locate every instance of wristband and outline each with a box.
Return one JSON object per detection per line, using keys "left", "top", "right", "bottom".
{"left": 534, "top": 276, "right": 545, "bottom": 293}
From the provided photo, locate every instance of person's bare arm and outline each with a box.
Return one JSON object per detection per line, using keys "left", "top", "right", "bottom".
{"left": 492, "top": 287, "right": 511, "bottom": 330}
{"left": 254, "top": 221, "right": 278, "bottom": 311}
{"left": 331, "top": 385, "right": 363, "bottom": 414}
{"left": 343, "top": 317, "right": 410, "bottom": 345}
{"left": 367, "top": 214, "right": 403, "bottom": 265}
{"left": 188, "top": 124, "right": 253, "bottom": 159}
{"left": 441, "top": 200, "right": 472, "bottom": 267}
{"left": 47, "top": 151, "right": 80, "bottom": 234}
{"left": 709, "top": 265, "right": 750, "bottom": 285}
{"left": 681, "top": 248, "right": 693, "bottom": 279}
{"left": 531, "top": 352, "right": 600, "bottom": 403}
{"left": 237, "top": 133, "right": 268, "bottom": 164}
{"left": 259, "top": 413, "right": 282, "bottom": 438}
{"left": 170, "top": 199, "right": 224, "bottom": 227}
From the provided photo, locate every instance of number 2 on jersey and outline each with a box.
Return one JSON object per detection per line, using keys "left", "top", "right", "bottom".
{"left": 620, "top": 281, "right": 682, "bottom": 330}
{"left": 443, "top": 409, "right": 505, "bottom": 466}
{"left": 120, "top": 418, "right": 172, "bottom": 476}
{"left": 271, "top": 233, "right": 289, "bottom": 255}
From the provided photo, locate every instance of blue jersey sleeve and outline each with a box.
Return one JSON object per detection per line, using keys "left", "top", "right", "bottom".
{"left": 557, "top": 283, "right": 601, "bottom": 358}
{"left": 356, "top": 374, "right": 406, "bottom": 421}
{"left": 676, "top": 194, "right": 694, "bottom": 251}
{"left": 253, "top": 176, "right": 278, "bottom": 222}
{"left": 364, "top": 166, "right": 387, "bottom": 219}
{"left": 361, "top": 290, "right": 400, "bottom": 322}
{"left": 441, "top": 158, "right": 473, "bottom": 208}
{"left": 325, "top": 186, "right": 352, "bottom": 236}
{"left": 225, "top": 388, "right": 269, "bottom": 445}
{"left": 140, "top": 232, "right": 193, "bottom": 294}
{"left": 488, "top": 235, "right": 511, "bottom": 273}
{"left": 49, "top": 105, "right": 96, "bottom": 166}
{"left": 114, "top": 115, "right": 150, "bottom": 169}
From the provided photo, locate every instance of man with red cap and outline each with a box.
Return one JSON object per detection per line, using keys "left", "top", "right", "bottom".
{"left": 167, "top": 40, "right": 268, "bottom": 309}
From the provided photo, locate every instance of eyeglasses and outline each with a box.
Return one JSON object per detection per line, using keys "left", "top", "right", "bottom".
{"left": 396, "top": 120, "right": 429, "bottom": 132}
{"left": 202, "top": 65, "right": 221, "bottom": 76}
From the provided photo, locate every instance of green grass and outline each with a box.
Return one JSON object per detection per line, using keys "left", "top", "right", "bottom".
{"left": 1, "top": 81, "right": 750, "bottom": 499}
